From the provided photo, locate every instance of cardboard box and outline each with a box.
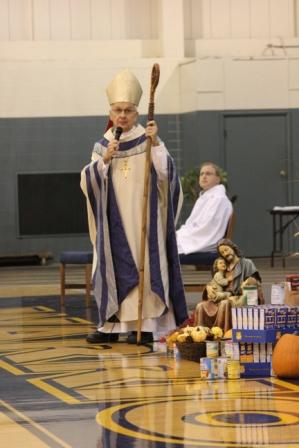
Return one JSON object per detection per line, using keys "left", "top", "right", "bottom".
{"left": 237, "top": 308, "right": 243, "bottom": 329}
{"left": 285, "top": 288, "right": 299, "bottom": 306}
{"left": 247, "top": 307, "right": 254, "bottom": 329}
{"left": 266, "top": 343, "right": 273, "bottom": 362}
{"left": 242, "top": 308, "right": 248, "bottom": 329}
{"left": 264, "top": 306, "right": 276, "bottom": 328}
{"left": 286, "top": 275, "right": 299, "bottom": 291}
{"left": 287, "top": 306, "right": 298, "bottom": 327}
{"left": 240, "top": 362, "right": 271, "bottom": 378}
{"left": 271, "top": 283, "right": 285, "bottom": 305}
{"left": 232, "top": 329, "right": 277, "bottom": 343}
{"left": 253, "top": 308, "right": 259, "bottom": 330}
{"left": 232, "top": 308, "right": 237, "bottom": 329}
{"left": 253, "top": 343, "right": 260, "bottom": 362}
{"left": 276, "top": 306, "right": 288, "bottom": 328}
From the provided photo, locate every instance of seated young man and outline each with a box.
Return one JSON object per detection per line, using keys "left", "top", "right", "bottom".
{"left": 176, "top": 162, "right": 233, "bottom": 256}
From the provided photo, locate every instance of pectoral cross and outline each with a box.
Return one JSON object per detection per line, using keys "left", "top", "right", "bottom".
{"left": 120, "top": 160, "right": 131, "bottom": 179}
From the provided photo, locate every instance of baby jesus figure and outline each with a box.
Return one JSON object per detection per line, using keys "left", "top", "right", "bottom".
{"left": 206, "top": 257, "right": 233, "bottom": 303}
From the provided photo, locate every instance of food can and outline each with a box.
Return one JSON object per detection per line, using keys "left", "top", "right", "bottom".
{"left": 222, "top": 340, "right": 233, "bottom": 358}
{"left": 206, "top": 341, "right": 219, "bottom": 358}
{"left": 243, "top": 286, "right": 258, "bottom": 306}
{"left": 271, "top": 283, "right": 285, "bottom": 305}
{"left": 217, "top": 357, "right": 228, "bottom": 379}
{"left": 200, "top": 357, "right": 218, "bottom": 379}
{"left": 227, "top": 359, "right": 241, "bottom": 379}
{"left": 221, "top": 340, "right": 239, "bottom": 359}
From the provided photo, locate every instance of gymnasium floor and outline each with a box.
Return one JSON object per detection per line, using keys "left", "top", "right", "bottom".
{"left": 1, "top": 259, "right": 299, "bottom": 448}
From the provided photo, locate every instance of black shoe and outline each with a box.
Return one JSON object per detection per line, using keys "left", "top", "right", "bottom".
{"left": 86, "top": 331, "right": 119, "bottom": 343}
{"left": 127, "top": 331, "right": 153, "bottom": 344}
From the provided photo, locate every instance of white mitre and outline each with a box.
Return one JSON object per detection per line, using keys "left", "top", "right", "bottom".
{"left": 106, "top": 69, "right": 143, "bottom": 106}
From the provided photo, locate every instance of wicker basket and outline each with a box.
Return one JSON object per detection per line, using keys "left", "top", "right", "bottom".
{"left": 176, "top": 341, "right": 206, "bottom": 362}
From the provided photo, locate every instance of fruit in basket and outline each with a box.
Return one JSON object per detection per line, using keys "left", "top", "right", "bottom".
{"left": 210, "top": 326, "right": 223, "bottom": 340}
{"left": 177, "top": 333, "right": 188, "bottom": 343}
{"left": 182, "top": 325, "right": 193, "bottom": 334}
{"left": 166, "top": 331, "right": 179, "bottom": 347}
{"left": 191, "top": 328, "right": 207, "bottom": 342}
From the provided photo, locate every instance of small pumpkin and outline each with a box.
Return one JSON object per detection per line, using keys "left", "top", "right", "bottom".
{"left": 210, "top": 326, "right": 223, "bottom": 340}
{"left": 272, "top": 333, "right": 299, "bottom": 378}
{"left": 191, "top": 328, "right": 207, "bottom": 342}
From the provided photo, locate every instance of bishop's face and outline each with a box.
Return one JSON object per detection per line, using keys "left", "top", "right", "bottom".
{"left": 109, "top": 101, "right": 138, "bottom": 132}
{"left": 218, "top": 245, "right": 235, "bottom": 263}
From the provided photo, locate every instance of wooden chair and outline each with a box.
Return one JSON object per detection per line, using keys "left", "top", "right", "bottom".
{"left": 225, "top": 210, "right": 236, "bottom": 241}
{"left": 180, "top": 211, "right": 236, "bottom": 293}
{"left": 59, "top": 251, "right": 93, "bottom": 307}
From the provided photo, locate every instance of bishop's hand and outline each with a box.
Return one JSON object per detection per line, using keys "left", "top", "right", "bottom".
{"left": 104, "top": 139, "right": 119, "bottom": 163}
{"left": 146, "top": 120, "right": 159, "bottom": 146}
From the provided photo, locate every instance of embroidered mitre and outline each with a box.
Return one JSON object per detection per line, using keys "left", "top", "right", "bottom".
{"left": 106, "top": 69, "right": 143, "bottom": 106}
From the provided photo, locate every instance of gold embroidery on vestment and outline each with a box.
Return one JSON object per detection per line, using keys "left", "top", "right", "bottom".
{"left": 120, "top": 160, "right": 131, "bottom": 179}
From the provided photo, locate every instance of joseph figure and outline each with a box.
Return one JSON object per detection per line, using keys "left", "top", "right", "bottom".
{"left": 81, "top": 69, "right": 188, "bottom": 344}
{"left": 195, "top": 239, "right": 264, "bottom": 333}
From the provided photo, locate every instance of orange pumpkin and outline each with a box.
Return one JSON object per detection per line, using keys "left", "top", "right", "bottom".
{"left": 272, "top": 333, "right": 299, "bottom": 378}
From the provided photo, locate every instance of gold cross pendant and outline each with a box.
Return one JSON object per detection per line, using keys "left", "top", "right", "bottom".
{"left": 120, "top": 160, "right": 131, "bottom": 179}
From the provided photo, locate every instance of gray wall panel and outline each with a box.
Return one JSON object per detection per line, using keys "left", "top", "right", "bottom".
{"left": 1, "top": 111, "right": 299, "bottom": 261}
{"left": 0, "top": 116, "right": 106, "bottom": 260}
{"left": 181, "top": 111, "right": 222, "bottom": 172}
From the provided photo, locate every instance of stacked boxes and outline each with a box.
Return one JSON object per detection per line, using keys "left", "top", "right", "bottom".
{"left": 232, "top": 305, "right": 299, "bottom": 377}
{"left": 286, "top": 274, "right": 299, "bottom": 291}
{"left": 232, "top": 305, "right": 299, "bottom": 331}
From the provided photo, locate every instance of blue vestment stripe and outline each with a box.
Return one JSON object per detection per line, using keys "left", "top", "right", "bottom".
{"left": 149, "top": 167, "right": 166, "bottom": 303}
{"left": 166, "top": 157, "right": 188, "bottom": 325}
{"left": 99, "top": 134, "right": 147, "bottom": 151}
{"left": 107, "top": 167, "right": 139, "bottom": 302}
{"left": 85, "top": 165, "right": 97, "bottom": 223}
{"left": 84, "top": 164, "right": 97, "bottom": 289}
{"left": 92, "top": 164, "right": 109, "bottom": 322}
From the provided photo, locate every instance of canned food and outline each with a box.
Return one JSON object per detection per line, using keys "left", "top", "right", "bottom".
{"left": 206, "top": 340, "right": 219, "bottom": 358}
{"left": 200, "top": 357, "right": 218, "bottom": 379}
{"left": 227, "top": 359, "right": 241, "bottom": 379}
{"left": 243, "top": 285, "right": 258, "bottom": 306}
{"left": 217, "top": 357, "right": 228, "bottom": 378}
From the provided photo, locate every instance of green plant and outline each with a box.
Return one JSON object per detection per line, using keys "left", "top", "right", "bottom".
{"left": 181, "top": 167, "right": 228, "bottom": 204}
{"left": 180, "top": 168, "right": 199, "bottom": 203}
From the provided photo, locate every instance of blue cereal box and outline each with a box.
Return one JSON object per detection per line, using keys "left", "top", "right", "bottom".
{"left": 200, "top": 357, "right": 218, "bottom": 379}
{"left": 240, "top": 362, "right": 271, "bottom": 378}
{"left": 276, "top": 306, "right": 288, "bottom": 328}
{"left": 287, "top": 306, "right": 298, "bottom": 327}
{"left": 264, "top": 306, "right": 276, "bottom": 329}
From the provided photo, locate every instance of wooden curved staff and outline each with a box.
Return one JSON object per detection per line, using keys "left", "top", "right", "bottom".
{"left": 137, "top": 63, "right": 160, "bottom": 345}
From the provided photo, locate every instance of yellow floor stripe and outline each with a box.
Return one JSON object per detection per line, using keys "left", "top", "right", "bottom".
{"left": 71, "top": 317, "right": 91, "bottom": 324}
{"left": 0, "top": 360, "right": 24, "bottom": 375}
{"left": 28, "top": 379, "right": 81, "bottom": 404}
{"left": 0, "top": 400, "right": 71, "bottom": 448}
{"left": 36, "top": 306, "right": 55, "bottom": 312}
{"left": 270, "top": 377, "right": 299, "bottom": 391}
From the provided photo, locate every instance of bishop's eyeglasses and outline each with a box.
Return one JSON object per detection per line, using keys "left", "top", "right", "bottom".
{"left": 110, "top": 107, "right": 137, "bottom": 116}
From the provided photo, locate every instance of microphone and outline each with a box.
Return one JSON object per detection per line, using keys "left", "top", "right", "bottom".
{"left": 114, "top": 127, "right": 123, "bottom": 141}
